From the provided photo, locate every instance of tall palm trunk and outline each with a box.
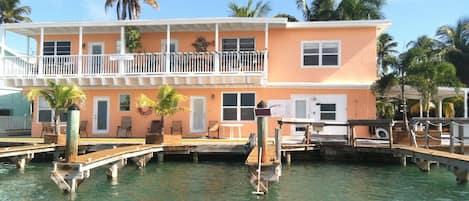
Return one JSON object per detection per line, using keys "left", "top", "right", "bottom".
{"left": 160, "top": 115, "right": 164, "bottom": 135}
{"left": 54, "top": 112, "right": 61, "bottom": 135}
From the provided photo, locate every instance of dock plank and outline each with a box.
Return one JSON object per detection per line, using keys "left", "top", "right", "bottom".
{"left": 246, "top": 145, "right": 278, "bottom": 166}
{"left": 0, "top": 144, "right": 56, "bottom": 158}
{"left": 394, "top": 145, "right": 469, "bottom": 162}
{"left": 73, "top": 144, "right": 160, "bottom": 164}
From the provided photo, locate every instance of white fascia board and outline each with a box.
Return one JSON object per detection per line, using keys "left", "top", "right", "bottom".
{"left": 0, "top": 17, "right": 288, "bottom": 30}
{"left": 266, "top": 82, "right": 372, "bottom": 89}
{"left": 286, "top": 20, "right": 392, "bottom": 35}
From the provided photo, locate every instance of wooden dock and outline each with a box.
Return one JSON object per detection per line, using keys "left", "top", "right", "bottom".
{"left": 245, "top": 144, "right": 279, "bottom": 166}
{"left": 51, "top": 144, "right": 164, "bottom": 193}
{"left": 0, "top": 144, "right": 56, "bottom": 168}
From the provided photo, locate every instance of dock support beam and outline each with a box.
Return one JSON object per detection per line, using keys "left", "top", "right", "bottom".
{"left": 65, "top": 104, "right": 80, "bottom": 162}
{"left": 131, "top": 153, "right": 153, "bottom": 168}
{"left": 400, "top": 156, "right": 407, "bottom": 167}
{"left": 452, "top": 167, "right": 469, "bottom": 184}
{"left": 157, "top": 152, "right": 164, "bottom": 163}
{"left": 106, "top": 159, "right": 127, "bottom": 179}
{"left": 415, "top": 159, "right": 430, "bottom": 172}
{"left": 285, "top": 152, "right": 292, "bottom": 165}
{"left": 192, "top": 152, "right": 199, "bottom": 163}
{"left": 10, "top": 155, "right": 32, "bottom": 169}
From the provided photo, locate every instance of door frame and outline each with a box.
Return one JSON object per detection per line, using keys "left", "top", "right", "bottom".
{"left": 93, "top": 96, "right": 110, "bottom": 135}
{"left": 190, "top": 96, "right": 206, "bottom": 133}
{"left": 88, "top": 42, "right": 104, "bottom": 73}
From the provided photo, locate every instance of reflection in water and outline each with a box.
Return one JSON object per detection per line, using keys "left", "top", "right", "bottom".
{"left": 0, "top": 161, "right": 468, "bottom": 201}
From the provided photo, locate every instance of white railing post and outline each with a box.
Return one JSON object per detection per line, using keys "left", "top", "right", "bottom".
{"left": 464, "top": 89, "right": 468, "bottom": 118}
{"left": 38, "top": 27, "right": 44, "bottom": 76}
{"left": 165, "top": 24, "right": 171, "bottom": 73}
{"left": 78, "top": 26, "right": 83, "bottom": 76}
{"left": 1, "top": 28, "right": 6, "bottom": 76}
{"left": 119, "top": 26, "right": 126, "bottom": 75}
{"left": 214, "top": 24, "right": 219, "bottom": 73}
{"left": 263, "top": 23, "right": 269, "bottom": 79}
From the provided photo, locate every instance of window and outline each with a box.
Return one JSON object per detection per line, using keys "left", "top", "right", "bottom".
{"left": 302, "top": 41, "right": 340, "bottom": 67}
{"left": 222, "top": 92, "right": 255, "bottom": 121}
{"left": 37, "top": 97, "right": 66, "bottom": 122}
{"left": 320, "top": 104, "right": 336, "bottom": 120}
{"left": 119, "top": 94, "right": 131, "bottom": 112}
{"left": 222, "top": 38, "right": 255, "bottom": 51}
{"left": 294, "top": 100, "right": 307, "bottom": 132}
{"left": 43, "top": 41, "right": 71, "bottom": 56}
{"left": 0, "top": 109, "right": 11, "bottom": 116}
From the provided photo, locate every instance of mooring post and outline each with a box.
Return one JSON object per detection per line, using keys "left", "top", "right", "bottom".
{"left": 275, "top": 128, "right": 281, "bottom": 162}
{"left": 157, "top": 152, "right": 164, "bottom": 163}
{"left": 65, "top": 104, "right": 80, "bottom": 162}
{"left": 459, "top": 124, "right": 465, "bottom": 154}
{"left": 400, "top": 155, "right": 407, "bottom": 167}
{"left": 388, "top": 122, "right": 393, "bottom": 149}
{"left": 285, "top": 152, "right": 291, "bottom": 165}
{"left": 192, "top": 152, "right": 199, "bottom": 163}
{"left": 255, "top": 100, "right": 270, "bottom": 163}
{"left": 449, "top": 121, "right": 455, "bottom": 154}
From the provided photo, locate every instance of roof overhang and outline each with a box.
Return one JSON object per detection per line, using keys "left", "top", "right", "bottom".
{"left": 286, "top": 20, "right": 392, "bottom": 36}
{"left": 0, "top": 17, "right": 287, "bottom": 36}
{"left": 384, "top": 85, "right": 467, "bottom": 100}
{"left": 1, "top": 17, "right": 391, "bottom": 36}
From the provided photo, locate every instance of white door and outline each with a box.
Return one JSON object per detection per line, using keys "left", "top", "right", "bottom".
{"left": 93, "top": 96, "right": 110, "bottom": 134}
{"left": 190, "top": 96, "right": 206, "bottom": 133}
{"left": 292, "top": 95, "right": 347, "bottom": 135}
{"left": 88, "top": 42, "right": 104, "bottom": 74}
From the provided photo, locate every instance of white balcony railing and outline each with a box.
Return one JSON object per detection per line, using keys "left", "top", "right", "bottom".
{"left": 0, "top": 51, "right": 266, "bottom": 77}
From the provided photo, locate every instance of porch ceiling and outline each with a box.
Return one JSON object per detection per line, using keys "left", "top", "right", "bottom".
{"left": 2, "top": 74, "right": 264, "bottom": 89}
{"left": 384, "top": 85, "right": 467, "bottom": 100}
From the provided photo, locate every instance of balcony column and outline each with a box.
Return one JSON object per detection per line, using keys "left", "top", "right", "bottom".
{"left": 438, "top": 98, "right": 443, "bottom": 131}
{"left": 465, "top": 89, "right": 468, "bottom": 118}
{"left": 119, "top": 26, "right": 126, "bottom": 74}
{"left": 263, "top": 23, "right": 269, "bottom": 80}
{"left": 39, "top": 27, "right": 44, "bottom": 76}
{"left": 1, "top": 28, "right": 5, "bottom": 75}
{"left": 214, "top": 23, "right": 219, "bottom": 73}
{"left": 26, "top": 36, "right": 31, "bottom": 65}
{"left": 165, "top": 24, "right": 171, "bottom": 73}
{"left": 78, "top": 26, "right": 83, "bottom": 76}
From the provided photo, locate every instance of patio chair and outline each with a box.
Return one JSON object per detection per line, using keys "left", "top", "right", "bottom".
{"left": 117, "top": 116, "right": 132, "bottom": 137}
{"left": 208, "top": 120, "right": 220, "bottom": 138}
{"left": 147, "top": 120, "right": 163, "bottom": 135}
{"left": 79, "top": 120, "right": 88, "bottom": 137}
{"left": 170, "top": 120, "right": 182, "bottom": 135}
{"left": 41, "top": 122, "right": 54, "bottom": 137}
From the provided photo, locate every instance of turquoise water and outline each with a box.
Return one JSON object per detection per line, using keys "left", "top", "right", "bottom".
{"left": 1, "top": 161, "right": 468, "bottom": 201}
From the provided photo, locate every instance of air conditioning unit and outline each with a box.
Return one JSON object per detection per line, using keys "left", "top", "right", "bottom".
{"left": 375, "top": 127, "right": 389, "bottom": 139}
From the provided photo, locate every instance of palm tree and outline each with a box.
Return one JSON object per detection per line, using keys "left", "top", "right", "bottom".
{"left": 335, "top": 0, "right": 385, "bottom": 20}
{"left": 137, "top": 85, "right": 187, "bottom": 134}
{"left": 228, "top": 0, "right": 271, "bottom": 17}
{"left": 372, "top": 72, "right": 399, "bottom": 119}
{"left": 105, "top": 0, "right": 159, "bottom": 20}
{"left": 274, "top": 13, "right": 299, "bottom": 22}
{"left": 436, "top": 17, "right": 469, "bottom": 85}
{"left": 377, "top": 33, "right": 398, "bottom": 73}
{"left": 26, "top": 81, "right": 86, "bottom": 136}
{"left": 296, "top": 0, "right": 335, "bottom": 21}
{"left": 296, "top": 0, "right": 385, "bottom": 21}
{"left": 0, "top": 0, "right": 31, "bottom": 24}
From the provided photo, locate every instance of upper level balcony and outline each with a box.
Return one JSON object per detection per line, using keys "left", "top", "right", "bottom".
{"left": 0, "top": 18, "right": 285, "bottom": 88}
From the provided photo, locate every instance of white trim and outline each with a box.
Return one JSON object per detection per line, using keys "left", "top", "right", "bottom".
{"left": 301, "top": 40, "right": 341, "bottom": 68}
{"left": 93, "top": 96, "right": 110, "bottom": 134}
{"left": 118, "top": 94, "right": 131, "bottom": 112}
{"left": 220, "top": 91, "right": 256, "bottom": 122}
{"left": 266, "top": 82, "right": 371, "bottom": 89}
{"left": 286, "top": 20, "right": 392, "bottom": 31}
{"left": 0, "top": 17, "right": 287, "bottom": 29}
{"left": 190, "top": 96, "right": 206, "bottom": 133}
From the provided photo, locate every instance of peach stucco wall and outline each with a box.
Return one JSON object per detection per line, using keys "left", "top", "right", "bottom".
{"left": 30, "top": 87, "right": 376, "bottom": 138}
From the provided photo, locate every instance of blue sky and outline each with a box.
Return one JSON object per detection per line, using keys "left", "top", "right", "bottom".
{"left": 4, "top": 0, "right": 469, "bottom": 54}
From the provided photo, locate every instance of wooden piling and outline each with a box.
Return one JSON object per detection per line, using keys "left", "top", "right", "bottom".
{"left": 275, "top": 128, "right": 281, "bottom": 162}
{"left": 425, "top": 121, "right": 430, "bottom": 149}
{"left": 450, "top": 122, "right": 455, "bottom": 154}
{"left": 65, "top": 104, "right": 80, "bottom": 162}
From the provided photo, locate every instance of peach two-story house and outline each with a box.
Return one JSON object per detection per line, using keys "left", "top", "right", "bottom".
{"left": 0, "top": 17, "right": 390, "bottom": 138}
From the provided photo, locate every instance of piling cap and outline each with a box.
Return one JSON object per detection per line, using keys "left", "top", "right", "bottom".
{"left": 257, "top": 100, "right": 267, "bottom": 109}
{"left": 68, "top": 103, "right": 80, "bottom": 111}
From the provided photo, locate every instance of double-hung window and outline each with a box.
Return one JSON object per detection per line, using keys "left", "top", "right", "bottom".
{"left": 43, "top": 41, "right": 72, "bottom": 71}
{"left": 302, "top": 41, "right": 340, "bottom": 67}
{"left": 119, "top": 94, "right": 131, "bottom": 112}
{"left": 37, "top": 97, "right": 66, "bottom": 122}
{"left": 319, "top": 104, "right": 336, "bottom": 121}
{"left": 43, "top": 41, "right": 71, "bottom": 56}
{"left": 222, "top": 93, "right": 255, "bottom": 121}
{"left": 222, "top": 38, "right": 255, "bottom": 52}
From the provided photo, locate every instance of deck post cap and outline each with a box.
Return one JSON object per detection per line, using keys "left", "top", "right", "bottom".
{"left": 68, "top": 104, "right": 80, "bottom": 111}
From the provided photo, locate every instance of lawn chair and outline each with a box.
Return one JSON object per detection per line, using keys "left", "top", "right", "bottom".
{"left": 147, "top": 120, "right": 163, "bottom": 135}
{"left": 41, "top": 122, "right": 54, "bottom": 137}
{"left": 170, "top": 120, "right": 182, "bottom": 135}
{"left": 79, "top": 120, "right": 88, "bottom": 137}
{"left": 117, "top": 116, "right": 132, "bottom": 137}
{"left": 208, "top": 120, "right": 220, "bottom": 138}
